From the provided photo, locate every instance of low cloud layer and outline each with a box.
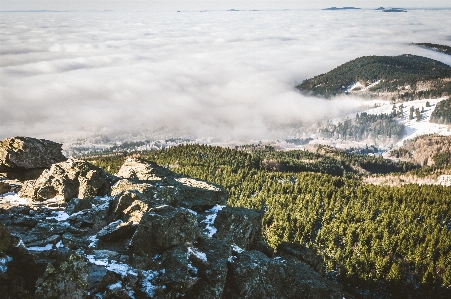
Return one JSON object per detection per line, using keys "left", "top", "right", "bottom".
{"left": 1, "top": 9, "right": 451, "bottom": 142}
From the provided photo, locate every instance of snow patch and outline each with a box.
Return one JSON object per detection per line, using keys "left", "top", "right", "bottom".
{"left": 88, "top": 235, "right": 98, "bottom": 248}
{"left": 231, "top": 244, "right": 244, "bottom": 253}
{"left": 86, "top": 254, "right": 138, "bottom": 277}
{"left": 180, "top": 207, "right": 197, "bottom": 215}
{"left": 86, "top": 255, "right": 108, "bottom": 266}
{"left": 107, "top": 261, "right": 138, "bottom": 277}
{"left": 46, "top": 211, "right": 70, "bottom": 221}
{"left": 187, "top": 262, "right": 198, "bottom": 275}
{"left": 188, "top": 247, "right": 207, "bottom": 262}
{"left": 0, "top": 255, "right": 13, "bottom": 273}
{"left": 0, "top": 192, "right": 29, "bottom": 205}
{"left": 201, "top": 204, "right": 225, "bottom": 237}
{"left": 107, "top": 282, "right": 122, "bottom": 290}
{"left": 28, "top": 243, "right": 54, "bottom": 251}
{"left": 141, "top": 269, "right": 161, "bottom": 297}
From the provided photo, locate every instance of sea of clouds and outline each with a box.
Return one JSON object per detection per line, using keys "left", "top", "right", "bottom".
{"left": 1, "top": 9, "right": 451, "bottom": 143}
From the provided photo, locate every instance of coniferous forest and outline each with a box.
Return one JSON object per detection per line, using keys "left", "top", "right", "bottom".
{"left": 85, "top": 144, "right": 451, "bottom": 298}
{"left": 430, "top": 98, "right": 451, "bottom": 124}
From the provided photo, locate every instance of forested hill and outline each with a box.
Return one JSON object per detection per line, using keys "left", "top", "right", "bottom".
{"left": 296, "top": 55, "right": 451, "bottom": 99}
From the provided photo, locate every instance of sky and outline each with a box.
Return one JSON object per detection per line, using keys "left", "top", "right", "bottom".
{"left": 1, "top": 6, "right": 451, "bottom": 143}
{"left": 2, "top": 0, "right": 451, "bottom": 11}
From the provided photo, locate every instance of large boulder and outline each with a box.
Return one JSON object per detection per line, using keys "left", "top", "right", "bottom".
{"left": 0, "top": 137, "right": 67, "bottom": 180}
{"left": 116, "top": 158, "right": 172, "bottom": 182}
{"left": 110, "top": 179, "right": 177, "bottom": 212}
{"left": 115, "top": 158, "right": 228, "bottom": 210}
{"left": 160, "top": 245, "right": 199, "bottom": 292}
{"left": 19, "top": 158, "right": 116, "bottom": 201}
{"left": 131, "top": 206, "right": 200, "bottom": 256}
{"left": 184, "top": 238, "right": 231, "bottom": 299}
{"left": 168, "top": 176, "right": 228, "bottom": 211}
{"left": 223, "top": 250, "right": 348, "bottom": 299}
{"left": 212, "top": 207, "right": 263, "bottom": 250}
{"left": 96, "top": 220, "right": 137, "bottom": 242}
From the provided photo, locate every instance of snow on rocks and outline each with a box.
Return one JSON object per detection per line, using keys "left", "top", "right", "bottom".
{"left": 201, "top": 204, "right": 225, "bottom": 237}
{"left": 46, "top": 210, "right": 70, "bottom": 221}
{"left": 27, "top": 243, "right": 54, "bottom": 251}
{"left": 0, "top": 255, "right": 13, "bottom": 273}
{"left": 0, "top": 192, "right": 29, "bottom": 206}
{"left": 188, "top": 246, "right": 208, "bottom": 263}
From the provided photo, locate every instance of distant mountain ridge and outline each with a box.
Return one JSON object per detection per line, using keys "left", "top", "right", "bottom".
{"left": 296, "top": 54, "right": 451, "bottom": 100}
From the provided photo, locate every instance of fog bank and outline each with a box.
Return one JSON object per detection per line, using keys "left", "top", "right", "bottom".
{"left": 1, "top": 9, "right": 451, "bottom": 142}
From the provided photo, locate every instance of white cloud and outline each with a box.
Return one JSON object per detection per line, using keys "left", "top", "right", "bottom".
{"left": 1, "top": 9, "right": 451, "bottom": 142}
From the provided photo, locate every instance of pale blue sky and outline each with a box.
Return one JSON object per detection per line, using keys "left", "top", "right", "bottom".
{"left": 1, "top": 0, "right": 450, "bottom": 11}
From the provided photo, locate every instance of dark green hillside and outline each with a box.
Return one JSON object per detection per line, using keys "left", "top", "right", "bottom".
{"left": 414, "top": 43, "right": 451, "bottom": 56}
{"left": 430, "top": 98, "right": 451, "bottom": 124}
{"left": 297, "top": 55, "right": 451, "bottom": 98}
{"left": 85, "top": 144, "right": 450, "bottom": 298}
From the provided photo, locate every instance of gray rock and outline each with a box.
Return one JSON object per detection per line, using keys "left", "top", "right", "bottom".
{"left": 223, "top": 250, "right": 348, "bottom": 299}
{"left": 34, "top": 253, "right": 89, "bottom": 299}
{"left": 277, "top": 242, "right": 325, "bottom": 276}
{"left": 168, "top": 176, "right": 228, "bottom": 211}
{"left": 0, "top": 181, "right": 10, "bottom": 194}
{"left": 0, "top": 136, "right": 67, "bottom": 172}
{"left": 0, "top": 222, "right": 13, "bottom": 252}
{"left": 22, "top": 222, "right": 69, "bottom": 247}
{"left": 213, "top": 207, "right": 263, "bottom": 250}
{"left": 115, "top": 158, "right": 227, "bottom": 210}
{"left": 19, "top": 158, "right": 116, "bottom": 201}
{"left": 68, "top": 198, "right": 113, "bottom": 231}
{"left": 160, "top": 245, "right": 199, "bottom": 292}
{"left": 110, "top": 180, "right": 176, "bottom": 213}
{"left": 65, "top": 197, "right": 94, "bottom": 214}
{"left": 0, "top": 245, "right": 43, "bottom": 298}
{"left": 116, "top": 158, "right": 172, "bottom": 182}
{"left": 131, "top": 206, "right": 200, "bottom": 256}
{"left": 97, "top": 220, "right": 137, "bottom": 242}
{"left": 121, "top": 199, "right": 149, "bottom": 223}
{"left": 184, "top": 238, "right": 231, "bottom": 299}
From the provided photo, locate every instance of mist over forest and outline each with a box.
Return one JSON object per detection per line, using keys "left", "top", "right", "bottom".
{"left": 1, "top": 9, "right": 451, "bottom": 143}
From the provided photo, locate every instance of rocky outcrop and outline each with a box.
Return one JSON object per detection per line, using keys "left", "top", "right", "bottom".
{"left": 19, "top": 158, "right": 116, "bottom": 201}
{"left": 116, "top": 158, "right": 228, "bottom": 211}
{"left": 0, "top": 137, "right": 67, "bottom": 180}
{"left": 223, "top": 250, "right": 344, "bottom": 298}
{"left": 0, "top": 140, "right": 352, "bottom": 299}
{"left": 212, "top": 207, "right": 263, "bottom": 250}
{"left": 131, "top": 206, "right": 200, "bottom": 255}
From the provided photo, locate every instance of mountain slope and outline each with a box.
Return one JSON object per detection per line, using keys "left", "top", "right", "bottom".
{"left": 297, "top": 55, "right": 451, "bottom": 99}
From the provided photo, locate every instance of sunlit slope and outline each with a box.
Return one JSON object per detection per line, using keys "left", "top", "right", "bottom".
{"left": 297, "top": 55, "right": 451, "bottom": 98}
